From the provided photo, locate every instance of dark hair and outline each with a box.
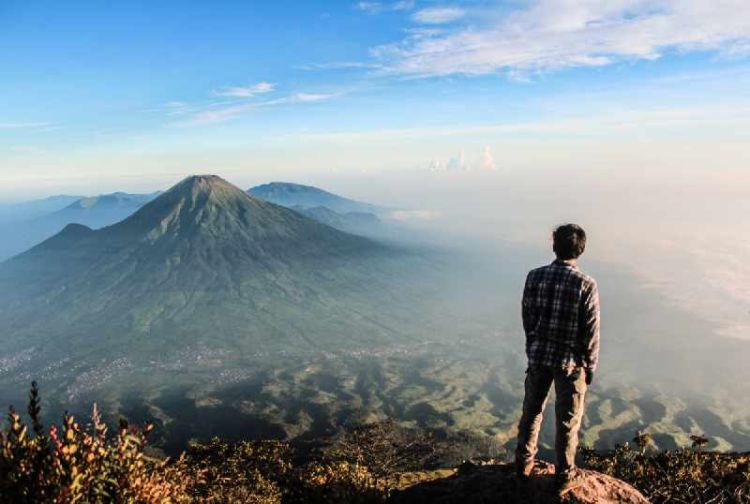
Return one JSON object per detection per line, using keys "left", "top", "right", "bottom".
{"left": 553, "top": 224, "right": 587, "bottom": 260}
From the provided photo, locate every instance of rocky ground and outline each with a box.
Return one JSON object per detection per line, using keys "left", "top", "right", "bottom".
{"left": 390, "top": 460, "right": 650, "bottom": 504}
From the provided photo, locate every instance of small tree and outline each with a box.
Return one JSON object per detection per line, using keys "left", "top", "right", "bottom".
{"left": 323, "top": 420, "right": 438, "bottom": 482}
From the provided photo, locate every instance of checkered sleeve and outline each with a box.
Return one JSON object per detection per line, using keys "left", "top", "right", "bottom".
{"left": 579, "top": 279, "right": 601, "bottom": 372}
{"left": 521, "top": 271, "right": 536, "bottom": 336}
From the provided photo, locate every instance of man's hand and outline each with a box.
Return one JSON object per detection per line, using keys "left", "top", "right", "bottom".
{"left": 585, "top": 368, "right": 594, "bottom": 385}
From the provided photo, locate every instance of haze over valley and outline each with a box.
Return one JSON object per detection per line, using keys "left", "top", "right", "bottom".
{"left": 1, "top": 173, "right": 748, "bottom": 457}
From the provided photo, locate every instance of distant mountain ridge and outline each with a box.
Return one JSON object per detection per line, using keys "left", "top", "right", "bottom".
{"left": 1, "top": 182, "right": 382, "bottom": 261}
{"left": 249, "top": 182, "right": 381, "bottom": 215}
{"left": 0, "top": 191, "right": 160, "bottom": 261}
{"left": 46, "top": 191, "right": 161, "bottom": 232}
{"left": 0, "top": 195, "right": 83, "bottom": 223}
{"left": 6, "top": 175, "right": 380, "bottom": 290}
{"left": 62, "top": 191, "right": 160, "bottom": 211}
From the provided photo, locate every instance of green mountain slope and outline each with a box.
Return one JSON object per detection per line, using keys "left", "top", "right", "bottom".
{"left": 0, "top": 176, "right": 421, "bottom": 370}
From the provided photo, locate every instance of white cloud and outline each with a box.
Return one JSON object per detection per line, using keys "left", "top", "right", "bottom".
{"left": 392, "top": 0, "right": 415, "bottom": 10}
{"left": 356, "top": 1, "right": 383, "bottom": 13}
{"left": 177, "top": 105, "right": 253, "bottom": 125}
{"left": 412, "top": 7, "right": 465, "bottom": 24}
{"left": 289, "top": 101, "right": 747, "bottom": 147}
{"left": 296, "top": 61, "right": 383, "bottom": 71}
{"left": 164, "top": 101, "right": 192, "bottom": 116}
{"left": 213, "top": 81, "right": 275, "bottom": 98}
{"left": 479, "top": 145, "right": 496, "bottom": 171}
{"left": 174, "top": 92, "right": 339, "bottom": 126}
{"left": 0, "top": 122, "right": 50, "bottom": 129}
{"left": 356, "top": 0, "right": 414, "bottom": 14}
{"left": 296, "top": 103, "right": 750, "bottom": 145}
{"left": 429, "top": 147, "right": 497, "bottom": 172}
{"left": 290, "top": 92, "right": 335, "bottom": 103}
{"left": 372, "top": 0, "right": 750, "bottom": 76}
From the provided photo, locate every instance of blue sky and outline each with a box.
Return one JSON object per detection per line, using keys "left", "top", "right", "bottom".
{"left": 1, "top": 0, "right": 749, "bottom": 198}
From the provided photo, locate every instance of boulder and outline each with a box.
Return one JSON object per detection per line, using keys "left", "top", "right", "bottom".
{"left": 389, "top": 460, "right": 650, "bottom": 504}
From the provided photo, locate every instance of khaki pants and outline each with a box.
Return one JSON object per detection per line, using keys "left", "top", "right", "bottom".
{"left": 515, "top": 365, "right": 587, "bottom": 473}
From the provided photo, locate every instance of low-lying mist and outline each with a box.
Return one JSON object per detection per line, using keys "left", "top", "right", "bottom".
{"left": 327, "top": 167, "right": 750, "bottom": 415}
{"left": 0, "top": 170, "right": 748, "bottom": 453}
{"left": 331, "top": 167, "right": 750, "bottom": 343}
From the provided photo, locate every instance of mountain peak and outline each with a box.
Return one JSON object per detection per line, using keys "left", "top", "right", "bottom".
{"left": 166, "top": 175, "right": 271, "bottom": 211}
{"left": 172, "top": 175, "right": 239, "bottom": 200}
{"left": 114, "top": 175, "right": 261, "bottom": 239}
{"left": 180, "top": 174, "right": 228, "bottom": 187}
{"left": 95, "top": 175, "right": 377, "bottom": 259}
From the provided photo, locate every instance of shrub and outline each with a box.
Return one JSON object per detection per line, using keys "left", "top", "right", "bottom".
{"left": 0, "top": 383, "right": 390, "bottom": 503}
{"left": 183, "top": 438, "right": 290, "bottom": 503}
{"left": 0, "top": 382, "right": 193, "bottom": 503}
{"left": 291, "top": 460, "right": 385, "bottom": 504}
{"left": 183, "top": 436, "right": 387, "bottom": 503}
{"left": 583, "top": 437, "right": 750, "bottom": 503}
{"left": 322, "top": 419, "right": 438, "bottom": 482}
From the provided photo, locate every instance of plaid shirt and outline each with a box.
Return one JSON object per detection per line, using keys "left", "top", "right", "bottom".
{"left": 522, "top": 260, "right": 600, "bottom": 372}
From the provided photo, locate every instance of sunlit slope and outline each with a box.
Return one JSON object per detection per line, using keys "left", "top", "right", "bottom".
{"left": 0, "top": 175, "right": 422, "bottom": 362}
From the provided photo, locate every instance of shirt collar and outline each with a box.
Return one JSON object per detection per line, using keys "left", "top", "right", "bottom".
{"left": 553, "top": 259, "right": 578, "bottom": 269}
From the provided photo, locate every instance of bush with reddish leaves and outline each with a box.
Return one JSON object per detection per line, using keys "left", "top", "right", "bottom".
{"left": 0, "top": 382, "right": 193, "bottom": 503}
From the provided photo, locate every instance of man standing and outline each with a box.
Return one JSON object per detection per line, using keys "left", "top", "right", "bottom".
{"left": 515, "top": 224, "right": 601, "bottom": 494}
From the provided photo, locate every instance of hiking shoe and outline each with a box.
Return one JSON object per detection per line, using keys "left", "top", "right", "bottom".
{"left": 515, "top": 460, "right": 534, "bottom": 481}
{"left": 556, "top": 468, "right": 587, "bottom": 495}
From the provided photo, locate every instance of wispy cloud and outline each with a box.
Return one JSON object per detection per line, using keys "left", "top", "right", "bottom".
{"left": 371, "top": 0, "right": 750, "bottom": 77}
{"left": 0, "top": 122, "right": 50, "bottom": 130}
{"left": 173, "top": 92, "right": 340, "bottom": 126}
{"left": 356, "top": 0, "right": 414, "bottom": 14}
{"left": 356, "top": 1, "right": 384, "bottom": 14}
{"left": 290, "top": 92, "right": 336, "bottom": 103}
{"left": 296, "top": 104, "right": 750, "bottom": 143}
{"left": 213, "top": 81, "right": 275, "bottom": 98}
{"left": 412, "top": 6, "right": 465, "bottom": 24}
{"left": 163, "top": 102, "right": 192, "bottom": 116}
{"left": 296, "top": 61, "right": 383, "bottom": 71}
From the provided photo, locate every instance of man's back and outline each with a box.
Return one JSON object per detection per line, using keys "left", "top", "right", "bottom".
{"left": 522, "top": 260, "right": 600, "bottom": 372}
{"left": 515, "top": 224, "right": 601, "bottom": 490}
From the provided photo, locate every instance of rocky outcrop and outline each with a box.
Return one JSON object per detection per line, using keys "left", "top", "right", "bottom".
{"left": 390, "top": 460, "right": 650, "bottom": 504}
